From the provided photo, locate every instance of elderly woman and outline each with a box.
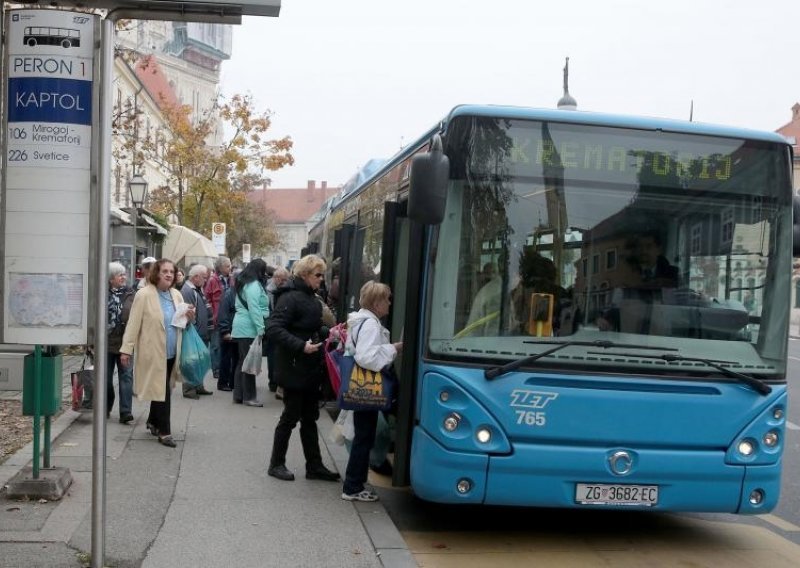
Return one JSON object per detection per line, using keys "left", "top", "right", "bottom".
{"left": 266, "top": 254, "right": 339, "bottom": 482}
{"left": 107, "top": 262, "right": 136, "bottom": 423}
{"left": 120, "top": 259, "right": 195, "bottom": 447}
{"left": 341, "top": 281, "right": 402, "bottom": 501}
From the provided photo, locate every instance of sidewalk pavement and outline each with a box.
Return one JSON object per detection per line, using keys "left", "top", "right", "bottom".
{"left": 0, "top": 360, "right": 416, "bottom": 568}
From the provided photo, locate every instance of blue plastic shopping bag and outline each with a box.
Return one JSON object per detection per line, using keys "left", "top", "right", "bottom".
{"left": 180, "top": 325, "right": 211, "bottom": 387}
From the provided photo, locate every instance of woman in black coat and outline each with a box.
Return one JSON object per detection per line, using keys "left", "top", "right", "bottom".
{"left": 266, "top": 254, "right": 339, "bottom": 482}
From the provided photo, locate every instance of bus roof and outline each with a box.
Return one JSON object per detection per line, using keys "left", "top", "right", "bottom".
{"left": 329, "top": 104, "right": 790, "bottom": 213}
{"left": 448, "top": 104, "right": 789, "bottom": 144}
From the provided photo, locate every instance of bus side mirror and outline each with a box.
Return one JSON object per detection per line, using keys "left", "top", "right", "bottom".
{"left": 794, "top": 196, "right": 800, "bottom": 257}
{"left": 409, "top": 134, "right": 449, "bottom": 225}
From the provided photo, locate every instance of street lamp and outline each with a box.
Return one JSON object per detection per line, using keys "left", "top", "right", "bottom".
{"left": 128, "top": 173, "right": 148, "bottom": 278}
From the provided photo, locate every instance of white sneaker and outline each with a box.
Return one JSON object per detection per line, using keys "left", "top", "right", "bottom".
{"left": 341, "top": 490, "right": 379, "bottom": 502}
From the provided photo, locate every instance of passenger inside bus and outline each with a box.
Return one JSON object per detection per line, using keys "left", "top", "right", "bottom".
{"left": 465, "top": 261, "right": 502, "bottom": 336}
{"left": 510, "top": 250, "right": 573, "bottom": 336}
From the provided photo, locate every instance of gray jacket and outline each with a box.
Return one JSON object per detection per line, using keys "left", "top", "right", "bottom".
{"left": 182, "top": 281, "right": 211, "bottom": 343}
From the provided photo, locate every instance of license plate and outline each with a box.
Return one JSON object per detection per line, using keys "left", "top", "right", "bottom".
{"left": 575, "top": 483, "right": 658, "bottom": 506}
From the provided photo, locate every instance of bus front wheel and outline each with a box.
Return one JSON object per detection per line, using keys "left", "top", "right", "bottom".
{"left": 61, "top": 39, "right": 71, "bottom": 48}
{"left": 26, "top": 38, "right": 37, "bottom": 47}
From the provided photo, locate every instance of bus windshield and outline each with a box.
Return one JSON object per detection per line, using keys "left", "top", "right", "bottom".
{"left": 428, "top": 116, "right": 792, "bottom": 378}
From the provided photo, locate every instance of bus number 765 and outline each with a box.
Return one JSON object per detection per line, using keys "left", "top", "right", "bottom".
{"left": 515, "top": 410, "right": 546, "bottom": 426}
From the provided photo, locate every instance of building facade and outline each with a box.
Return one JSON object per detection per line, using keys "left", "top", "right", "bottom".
{"left": 249, "top": 181, "right": 340, "bottom": 268}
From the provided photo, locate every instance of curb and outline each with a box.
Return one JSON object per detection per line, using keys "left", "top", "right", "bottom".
{"left": 318, "top": 407, "right": 418, "bottom": 568}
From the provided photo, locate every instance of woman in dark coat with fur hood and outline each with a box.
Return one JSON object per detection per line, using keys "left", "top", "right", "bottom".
{"left": 265, "top": 254, "right": 339, "bottom": 482}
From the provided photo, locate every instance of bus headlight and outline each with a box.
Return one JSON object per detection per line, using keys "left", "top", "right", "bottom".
{"left": 475, "top": 427, "right": 492, "bottom": 444}
{"left": 772, "top": 407, "right": 784, "bottom": 420}
{"left": 749, "top": 489, "right": 765, "bottom": 505}
{"left": 456, "top": 478, "right": 472, "bottom": 494}
{"left": 737, "top": 439, "right": 756, "bottom": 456}
{"left": 443, "top": 413, "right": 461, "bottom": 432}
{"left": 763, "top": 431, "right": 779, "bottom": 447}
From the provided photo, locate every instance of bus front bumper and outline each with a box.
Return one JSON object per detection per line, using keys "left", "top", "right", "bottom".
{"left": 410, "top": 427, "right": 781, "bottom": 513}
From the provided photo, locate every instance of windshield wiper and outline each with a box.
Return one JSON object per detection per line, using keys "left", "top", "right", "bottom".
{"left": 587, "top": 352, "right": 772, "bottom": 396}
{"left": 484, "top": 340, "right": 677, "bottom": 380}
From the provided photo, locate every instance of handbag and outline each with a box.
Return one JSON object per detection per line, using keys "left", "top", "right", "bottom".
{"left": 180, "top": 325, "right": 211, "bottom": 387}
{"left": 241, "top": 335, "right": 263, "bottom": 376}
{"left": 323, "top": 323, "right": 347, "bottom": 396}
{"left": 337, "top": 323, "right": 395, "bottom": 411}
{"left": 71, "top": 354, "right": 94, "bottom": 411}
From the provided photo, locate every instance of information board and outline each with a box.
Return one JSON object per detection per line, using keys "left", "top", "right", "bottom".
{"left": 6, "top": 10, "right": 94, "bottom": 169}
{"left": 2, "top": 9, "right": 97, "bottom": 345}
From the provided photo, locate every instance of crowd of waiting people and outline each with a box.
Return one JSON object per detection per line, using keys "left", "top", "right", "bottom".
{"left": 105, "top": 253, "right": 398, "bottom": 500}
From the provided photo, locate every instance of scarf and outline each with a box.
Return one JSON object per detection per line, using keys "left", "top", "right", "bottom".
{"left": 108, "top": 287, "right": 126, "bottom": 331}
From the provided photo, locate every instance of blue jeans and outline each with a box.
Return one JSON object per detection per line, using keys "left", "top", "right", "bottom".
{"left": 344, "top": 411, "right": 392, "bottom": 468}
{"left": 107, "top": 352, "right": 133, "bottom": 417}
{"left": 343, "top": 410, "right": 379, "bottom": 495}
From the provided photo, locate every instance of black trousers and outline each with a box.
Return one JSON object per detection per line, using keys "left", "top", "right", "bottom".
{"left": 269, "top": 387, "right": 322, "bottom": 470}
{"left": 233, "top": 338, "right": 258, "bottom": 403}
{"left": 147, "top": 358, "right": 175, "bottom": 436}
{"left": 219, "top": 339, "right": 239, "bottom": 389}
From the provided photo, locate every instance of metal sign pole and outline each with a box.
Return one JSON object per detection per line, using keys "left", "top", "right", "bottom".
{"left": 90, "top": 15, "right": 113, "bottom": 568}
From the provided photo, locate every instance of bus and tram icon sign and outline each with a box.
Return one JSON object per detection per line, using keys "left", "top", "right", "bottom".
{"left": 23, "top": 26, "right": 81, "bottom": 48}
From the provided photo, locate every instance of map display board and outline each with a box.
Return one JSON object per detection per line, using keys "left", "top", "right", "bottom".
{"left": 2, "top": 9, "right": 97, "bottom": 344}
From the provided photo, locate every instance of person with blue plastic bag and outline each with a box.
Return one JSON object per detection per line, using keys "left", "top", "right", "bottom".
{"left": 341, "top": 281, "right": 402, "bottom": 502}
{"left": 121, "top": 259, "right": 195, "bottom": 448}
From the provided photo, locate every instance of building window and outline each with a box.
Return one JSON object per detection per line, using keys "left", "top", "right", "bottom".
{"left": 751, "top": 195, "right": 763, "bottom": 224}
{"left": 582, "top": 258, "right": 587, "bottom": 278}
{"left": 605, "top": 249, "right": 617, "bottom": 270}
{"left": 592, "top": 254, "right": 600, "bottom": 274}
{"left": 721, "top": 207, "right": 734, "bottom": 244}
{"left": 691, "top": 223, "right": 703, "bottom": 255}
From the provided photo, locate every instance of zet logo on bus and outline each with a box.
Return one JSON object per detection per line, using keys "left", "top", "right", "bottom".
{"left": 509, "top": 389, "right": 558, "bottom": 409}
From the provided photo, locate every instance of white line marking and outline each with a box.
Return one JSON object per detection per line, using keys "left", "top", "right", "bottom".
{"left": 758, "top": 514, "right": 800, "bottom": 532}
{"left": 786, "top": 421, "right": 800, "bottom": 431}
{"left": 788, "top": 355, "right": 800, "bottom": 362}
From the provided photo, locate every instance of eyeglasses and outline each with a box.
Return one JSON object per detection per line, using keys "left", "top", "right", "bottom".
{"left": 314, "top": 273, "right": 324, "bottom": 278}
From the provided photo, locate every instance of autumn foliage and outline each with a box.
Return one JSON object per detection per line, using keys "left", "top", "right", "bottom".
{"left": 113, "top": 78, "right": 293, "bottom": 253}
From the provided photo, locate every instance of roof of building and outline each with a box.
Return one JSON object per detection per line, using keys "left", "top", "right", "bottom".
{"left": 134, "top": 55, "right": 180, "bottom": 111}
{"left": 248, "top": 182, "right": 340, "bottom": 224}
{"left": 776, "top": 103, "right": 800, "bottom": 150}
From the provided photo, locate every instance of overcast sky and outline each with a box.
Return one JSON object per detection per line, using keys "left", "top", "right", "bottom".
{"left": 220, "top": 0, "right": 800, "bottom": 189}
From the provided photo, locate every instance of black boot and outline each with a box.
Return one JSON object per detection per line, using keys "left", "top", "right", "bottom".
{"left": 306, "top": 464, "right": 340, "bottom": 481}
{"left": 268, "top": 464, "right": 295, "bottom": 481}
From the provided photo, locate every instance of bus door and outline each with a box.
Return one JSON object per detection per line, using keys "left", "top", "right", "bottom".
{"left": 332, "top": 224, "right": 354, "bottom": 322}
{"left": 381, "top": 201, "right": 426, "bottom": 486}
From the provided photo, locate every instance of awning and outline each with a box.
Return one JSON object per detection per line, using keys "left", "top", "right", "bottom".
{"left": 141, "top": 213, "right": 169, "bottom": 236}
{"left": 162, "top": 224, "right": 218, "bottom": 267}
{"left": 108, "top": 207, "right": 168, "bottom": 236}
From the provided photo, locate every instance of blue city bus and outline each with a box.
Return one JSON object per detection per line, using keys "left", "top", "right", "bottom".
{"left": 308, "top": 105, "right": 797, "bottom": 513}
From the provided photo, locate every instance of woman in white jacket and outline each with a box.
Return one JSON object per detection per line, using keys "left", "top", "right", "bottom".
{"left": 341, "top": 281, "right": 403, "bottom": 502}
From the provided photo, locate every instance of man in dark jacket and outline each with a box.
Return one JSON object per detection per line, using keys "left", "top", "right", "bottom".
{"left": 266, "top": 255, "right": 339, "bottom": 482}
{"left": 181, "top": 264, "right": 213, "bottom": 398}
{"left": 216, "top": 284, "right": 239, "bottom": 391}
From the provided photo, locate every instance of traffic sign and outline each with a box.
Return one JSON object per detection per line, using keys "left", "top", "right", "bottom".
{"left": 211, "top": 222, "right": 226, "bottom": 254}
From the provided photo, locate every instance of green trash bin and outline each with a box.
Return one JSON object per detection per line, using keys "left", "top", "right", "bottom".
{"left": 22, "top": 354, "right": 63, "bottom": 416}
